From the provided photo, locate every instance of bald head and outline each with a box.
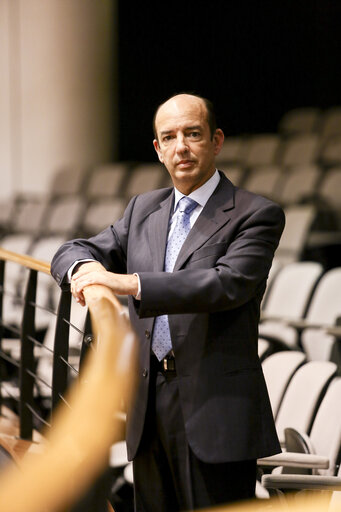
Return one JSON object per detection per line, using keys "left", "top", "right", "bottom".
{"left": 152, "top": 92, "right": 224, "bottom": 195}
{"left": 153, "top": 93, "right": 217, "bottom": 140}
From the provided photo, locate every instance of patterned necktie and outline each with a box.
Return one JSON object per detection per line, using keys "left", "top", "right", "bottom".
{"left": 152, "top": 196, "right": 198, "bottom": 360}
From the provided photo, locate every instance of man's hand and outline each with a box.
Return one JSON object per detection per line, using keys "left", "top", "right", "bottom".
{"left": 71, "top": 262, "right": 139, "bottom": 306}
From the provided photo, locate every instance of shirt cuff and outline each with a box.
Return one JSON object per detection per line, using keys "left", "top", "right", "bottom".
{"left": 133, "top": 273, "right": 141, "bottom": 300}
{"left": 67, "top": 259, "right": 95, "bottom": 282}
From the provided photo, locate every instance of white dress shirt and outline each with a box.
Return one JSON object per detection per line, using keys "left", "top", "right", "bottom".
{"left": 169, "top": 169, "right": 220, "bottom": 235}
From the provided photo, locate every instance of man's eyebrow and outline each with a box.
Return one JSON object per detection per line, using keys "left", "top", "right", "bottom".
{"left": 160, "top": 125, "right": 202, "bottom": 136}
{"left": 185, "top": 125, "right": 202, "bottom": 131}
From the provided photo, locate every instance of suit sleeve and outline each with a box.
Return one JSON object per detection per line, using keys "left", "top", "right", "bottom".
{"left": 50, "top": 196, "right": 137, "bottom": 286}
{"left": 137, "top": 202, "right": 285, "bottom": 317}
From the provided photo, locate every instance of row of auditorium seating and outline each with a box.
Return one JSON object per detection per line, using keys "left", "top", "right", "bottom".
{"left": 220, "top": 164, "right": 341, "bottom": 217}
{"left": 218, "top": 105, "right": 341, "bottom": 166}
{"left": 0, "top": 162, "right": 167, "bottom": 239}
{"left": 216, "top": 131, "right": 341, "bottom": 169}
{"left": 1, "top": 145, "right": 341, "bottom": 237}
{"left": 0, "top": 165, "right": 339, "bottom": 270}
{"left": 257, "top": 355, "right": 341, "bottom": 500}
{"left": 258, "top": 262, "right": 341, "bottom": 365}
{"left": 278, "top": 105, "right": 341, "bottom": 138}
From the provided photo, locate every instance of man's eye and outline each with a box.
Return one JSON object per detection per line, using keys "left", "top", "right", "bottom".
{"left": 189, "top": 131, "right": 200, "bottom": 138}
{"left": 163, "top": 135, "right": 173, "bottom": 142}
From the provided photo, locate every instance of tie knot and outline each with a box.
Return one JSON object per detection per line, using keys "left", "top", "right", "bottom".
{"left": 178, "top": 196, "right": 198, "bottom": 215}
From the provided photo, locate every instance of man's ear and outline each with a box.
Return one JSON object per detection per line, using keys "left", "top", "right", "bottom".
{"left": 153, "top": 139, "right": 164, "bottom": 163}
{"left": 213, "top": 129, "right": 224, "bottom": 156}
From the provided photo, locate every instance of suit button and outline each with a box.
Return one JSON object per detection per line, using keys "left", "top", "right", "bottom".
{"left": 142, "top": 369, "right": 148, "bottom": 378}
{"left": 145, "top": 330, "right": 150, "bottom": 339}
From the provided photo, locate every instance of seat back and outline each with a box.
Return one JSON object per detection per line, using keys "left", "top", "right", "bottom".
{"left": 11, "top": 197, "right": 48, "bottom": 235}
{"left": 86, "top": 164, "right": 128, "bottom": 199}
{"left": 301, "top": 329, "right": 338, "bottom": 362}
{"left": 125, "top": 164, "right": 165, "bottom": 197}
{"left": 309, "top": 378, "right": 341, "bottom": 475}
{"left": 277, "top": 164, "right": 321, "bottom": 206}
{"left": 262, "top": 351, "right": 307, "bottom": 418}
{"left": 216, "top": 136, "right": 246, "bottom": 165}
{"left": 48, "top": 166, "right": 88, "bottom": 198}
{"left": 275, "top": 204, "right": 317, "bottom": 264}
{"left": 243, "top": 165, "right": 281, "bottom": 200}
{"left": 320, "top": 135, "right": 341, "bottom": 167}
{"left": 243, "top": 134, "right": 280, "bottom": 168}
{"left": 278, "top": 107, "right": 321, "bottom": 135}
{"left": 43, "top": 197, "right": 85, "bottom": 236}
{"left": 321, "top": 106, "right": 341, "bottom": 141}
{"left": 279, "top": 134, "right": 320, "bottom": 167}
{"left": 219, "top": 166, "right": 245, "bottom": 187}
{"left": 275, "top": 361, "right": 337, "bottom": 444}
{"left": 262, "top": 261, "right": 323, "bottom": 320}
{"left": 319, "top": 167, "right": 341, "bottom": 227}
{"left": 305, "top": 267, "right": 341, "bottom": 324}
{"left": 81, "top": 198, "right": 126, "bottom": 236}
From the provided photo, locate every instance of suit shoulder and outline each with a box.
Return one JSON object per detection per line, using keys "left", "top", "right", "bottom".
{"left": 235, "top": 185, "right": 284, "bottom": 214}
{"left": 127, "top": 186, "right": 173, "bottom": 219}
{"left": 134, "top": 186, "right": 173, "bottom": 203}
{"left": 232, "top": 186, "right": 285, "bottom": 232}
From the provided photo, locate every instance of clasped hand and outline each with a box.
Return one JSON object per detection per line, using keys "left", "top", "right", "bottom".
{"left": 71, "top": 262, "right": 138, "bottom": 306}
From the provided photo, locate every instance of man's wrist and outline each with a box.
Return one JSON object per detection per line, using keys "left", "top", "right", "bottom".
{"left": 67, "top": 259, "right": 95, "bottom": 282}
{"left": 133, "top": 273, "right": 141, "bottom": 300}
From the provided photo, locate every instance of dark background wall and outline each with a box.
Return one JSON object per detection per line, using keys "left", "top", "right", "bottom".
{"left": 117, "top": 1, "right": 341, "bottom": 162}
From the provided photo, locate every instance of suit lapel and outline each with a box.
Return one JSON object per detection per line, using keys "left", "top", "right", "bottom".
{"left": 148, "top": 190, "right": 174, "bottom": 271}
{"left": 174, "top": 174, "right": 235, "bottom": 271}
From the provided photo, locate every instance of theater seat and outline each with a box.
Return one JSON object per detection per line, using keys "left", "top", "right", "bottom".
{"left": 262, "top": 351, "right": 307, "bottom": 419}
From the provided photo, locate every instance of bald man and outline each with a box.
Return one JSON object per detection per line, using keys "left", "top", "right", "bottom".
{"left": 51, "top": 93, "right": 285, "bottom": 511}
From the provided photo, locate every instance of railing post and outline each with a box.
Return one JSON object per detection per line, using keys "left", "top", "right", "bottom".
{"left": 79, "top": 310, "right": 93, "bottom": 373}
{"left": 51, "top": 288, "right": 72, "bottom": 417}
{"left": 19, "top": 269, "right": 37, "bottom": 440}
{"left": 0, "top": 259, "right": 5, "bottom": 412}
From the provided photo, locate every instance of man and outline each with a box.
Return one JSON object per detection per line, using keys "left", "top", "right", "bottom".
{"left": 51, "top": 93, "right": 285, "bottom": 511}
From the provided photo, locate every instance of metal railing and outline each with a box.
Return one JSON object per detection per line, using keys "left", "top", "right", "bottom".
{"left": 0, "top": 248, "right": 94, "bottom": 441}
{"left": 0, "top": 247, "right": 137, "bottom": 511}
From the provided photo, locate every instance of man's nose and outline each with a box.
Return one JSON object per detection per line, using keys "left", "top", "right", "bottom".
{"left": 175, "top": 134, "right": 189, "bottom": 153}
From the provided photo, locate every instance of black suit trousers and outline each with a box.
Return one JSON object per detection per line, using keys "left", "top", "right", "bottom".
{"left": 132, "top": 356, "right": 257, "bottom": 511}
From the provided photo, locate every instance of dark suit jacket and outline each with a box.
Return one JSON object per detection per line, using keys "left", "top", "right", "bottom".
{"left": 51, "top": 172, "right": 285, "bottom": 463}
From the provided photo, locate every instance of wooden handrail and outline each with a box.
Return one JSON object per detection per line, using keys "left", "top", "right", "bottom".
{"left": 0, "top": 247, "right": 50, "bottom": 275}
{"left": 209, "top": 493, "right": 334, "bottom": 511}
{"left": 0, "top": 271, "right": 137, "bottom": 511}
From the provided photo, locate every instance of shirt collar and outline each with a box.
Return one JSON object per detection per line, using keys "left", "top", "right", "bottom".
{"left": 173, "top": 169, "right": 220, "bottom": 211}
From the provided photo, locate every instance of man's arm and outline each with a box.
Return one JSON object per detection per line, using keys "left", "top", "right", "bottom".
{"left": 50, "top": 196, "right": 137, "bottom": 288}
{"left": 64, "top": 200, "right": 284, "bottom": 315}
{"left": 137, "top": 201, "right": 285, "bottom": 317}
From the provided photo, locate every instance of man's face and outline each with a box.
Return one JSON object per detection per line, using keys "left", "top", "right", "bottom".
{"left": 153, "top": 95, "right": 224, "bottom": 195}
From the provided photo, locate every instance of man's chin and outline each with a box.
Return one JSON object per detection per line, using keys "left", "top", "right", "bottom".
{"left": 174, "top": 166, "right": 197, "bottom": 178}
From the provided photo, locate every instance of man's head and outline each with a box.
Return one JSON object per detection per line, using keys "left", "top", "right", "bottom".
{"left": 153, "top": 94, "right": 224, "bottom": 195}
{"left": 153, "top": 94, "right": 217, "bottom": 141}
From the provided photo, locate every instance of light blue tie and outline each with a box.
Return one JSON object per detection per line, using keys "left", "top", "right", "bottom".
{"left": 152, "top": 196, "right": 198, "bottom": 360}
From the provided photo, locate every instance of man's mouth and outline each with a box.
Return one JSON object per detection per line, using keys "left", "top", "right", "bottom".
{"left": 177, "top": 160, "right": 194, "bottom": 167}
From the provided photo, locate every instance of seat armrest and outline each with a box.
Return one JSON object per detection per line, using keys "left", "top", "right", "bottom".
{"left": 326, "top": 326, "right": 341, "bottom": 338}
{"left": 257, "top": 452, "right": 329, "bottom": 469}
{"left": 262, "top": 473, "right": 341, "bottom": 491}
